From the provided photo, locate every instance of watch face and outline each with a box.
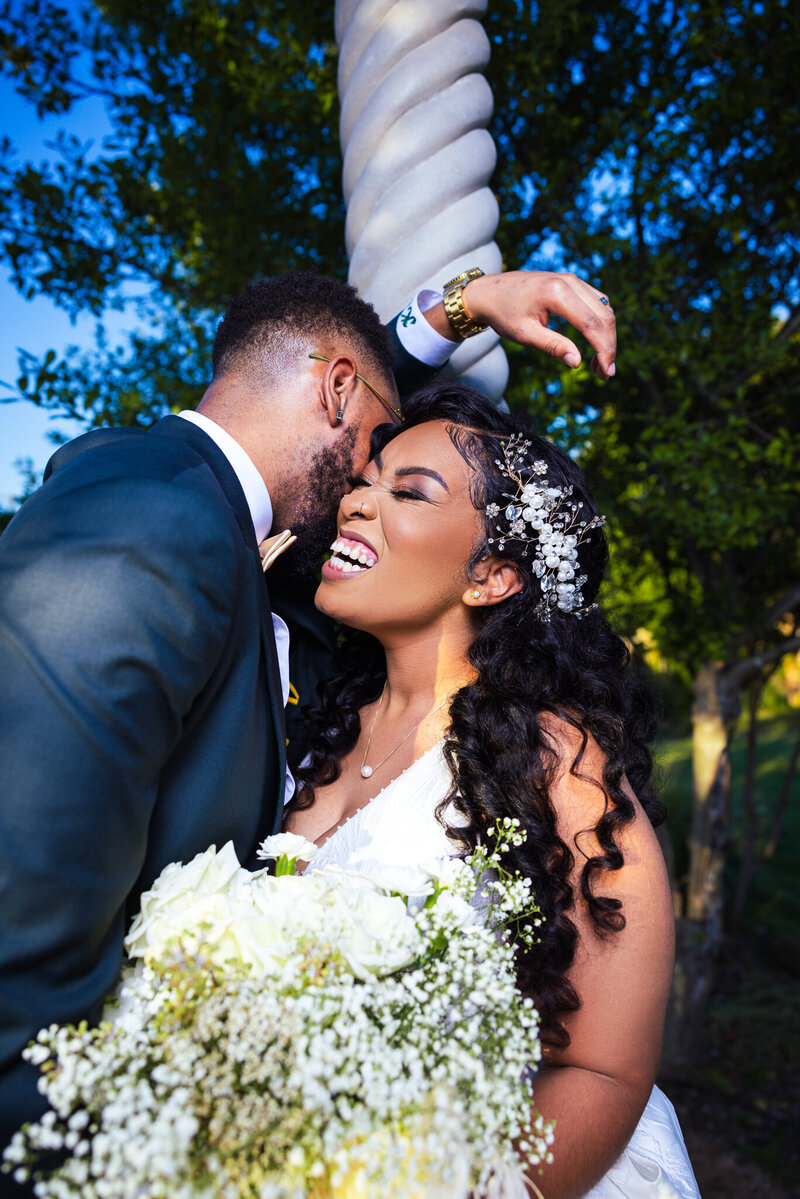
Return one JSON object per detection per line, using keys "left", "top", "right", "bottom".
{"left": 444, "top": 268, "right": 483, "bottom": 290}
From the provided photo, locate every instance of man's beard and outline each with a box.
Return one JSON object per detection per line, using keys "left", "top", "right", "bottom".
{"left": 276, "top": 426, "right": 359, "bottom": 580}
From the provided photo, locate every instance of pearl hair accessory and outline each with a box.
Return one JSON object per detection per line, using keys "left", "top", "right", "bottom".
{"left": 485, "top": 435, "right": 606, "bottom": 621}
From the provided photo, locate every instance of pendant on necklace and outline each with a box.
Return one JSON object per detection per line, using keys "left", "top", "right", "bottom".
{"left": 360, "top": 765, "right": 374, "bottom": 779}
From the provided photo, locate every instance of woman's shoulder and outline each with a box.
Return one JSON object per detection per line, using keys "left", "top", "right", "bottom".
{"left": 538, "top": 714, "right": 675, "bottom": 1038}
{"left": 536, "top": 711, "right": 666, "bottom": 886}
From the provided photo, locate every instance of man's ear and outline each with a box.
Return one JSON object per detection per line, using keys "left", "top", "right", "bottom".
{"left": 319, "top": 354, "right": 359, "bottom": 428}
{"left": 462, "top": 558, "right": 524, "bottom": 608}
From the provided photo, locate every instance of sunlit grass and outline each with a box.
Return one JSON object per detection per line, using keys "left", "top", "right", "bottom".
{"left": 656, "top": 713, "right": 799, "bottom": 937}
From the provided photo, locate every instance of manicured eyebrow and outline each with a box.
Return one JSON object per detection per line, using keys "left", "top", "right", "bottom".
{"left": 394, "top": 466, "right": 450, "bottom": 492}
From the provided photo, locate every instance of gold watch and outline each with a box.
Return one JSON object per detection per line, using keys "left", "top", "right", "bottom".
{"left": 442, "top": 268, "right": 487, "bottom": 339}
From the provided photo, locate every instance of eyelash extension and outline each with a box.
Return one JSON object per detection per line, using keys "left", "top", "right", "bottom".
{"left": 348, "top": 477, "right": 425, "bottom": 501}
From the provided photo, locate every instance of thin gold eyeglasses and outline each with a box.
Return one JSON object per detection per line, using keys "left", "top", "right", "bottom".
{"left": 308, "top": 352, "right": 403, "bottom": 423}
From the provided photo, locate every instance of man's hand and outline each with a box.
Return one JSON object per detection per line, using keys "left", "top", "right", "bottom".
{"left": 427, "top": 270, "right": 617, "bottom": 381}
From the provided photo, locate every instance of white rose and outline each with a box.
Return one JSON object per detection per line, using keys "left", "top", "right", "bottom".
{"left": 217, "top": 904, "right": 288, "bottom": 976}
{"left": 329, "top": 888, "right": 421, "bottom": 978}
{"left": 343, "top": 861, "right": 439, "bottom": 899}
{"left": 306, "top": 863, "right": 383, "bottom": 899}
{"left": 233, "top": 875, "right": 331, "bottom": 974}
{"left": 224, "top": 871, "right": 385, "bottom": 978}
{"left": 125, "top": 842, "right": 247, "bottom": 960}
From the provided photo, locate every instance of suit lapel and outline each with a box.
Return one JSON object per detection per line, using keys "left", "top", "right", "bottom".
{"left": 156, "top": 415, "right": 256, "bottom": 544}
{"left": 154, "top": 416, "right": 287, "bottom": 820}
{"left": 253, "top": 564, "right": 288, "bottom": 833}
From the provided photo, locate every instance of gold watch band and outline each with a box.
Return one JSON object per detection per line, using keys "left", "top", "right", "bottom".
{"left": 442, "top": 267, "right": 487, "bottom": 339}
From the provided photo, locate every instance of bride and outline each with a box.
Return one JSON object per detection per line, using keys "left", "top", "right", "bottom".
{"left": 284, "top": 382, "right": 700, "bottom": 1199}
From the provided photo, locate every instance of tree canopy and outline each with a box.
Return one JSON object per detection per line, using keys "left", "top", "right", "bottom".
{"left": 2, "top": 0, "right": 798, "bottom": 676}
{"left": 484, "top": 0, "right": 800, "bottom": 677}
{"left": 1, "top": 0, "right": 344, "bottom": 422}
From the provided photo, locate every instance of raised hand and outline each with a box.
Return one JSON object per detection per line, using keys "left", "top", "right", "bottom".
{"left": 429, "top": 269, "right": 617, "bottom": 381}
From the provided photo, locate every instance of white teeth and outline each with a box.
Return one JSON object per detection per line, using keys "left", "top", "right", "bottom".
{"left": 330, "top": 555, "right": 366, "bottom": 574}
{"left": 330, "top": 538, "right": 377, "bottom": 567}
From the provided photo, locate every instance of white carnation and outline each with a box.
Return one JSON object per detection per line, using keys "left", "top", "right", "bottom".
{"left": 257, "top": 831, "right": 319, "bottom": 862}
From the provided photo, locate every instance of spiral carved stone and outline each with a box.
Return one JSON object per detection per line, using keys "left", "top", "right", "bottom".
{"left": 335, "top": 0, "right": 508, "bottom": 399}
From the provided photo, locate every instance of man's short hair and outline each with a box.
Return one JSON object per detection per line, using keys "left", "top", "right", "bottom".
{"left": 212, "top": 271, "right": 394, "bottom": 389}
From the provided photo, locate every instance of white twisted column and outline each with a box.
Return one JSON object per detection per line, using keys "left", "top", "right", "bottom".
{"left": 336, "top": 0, "right": 508, "bottom": 399}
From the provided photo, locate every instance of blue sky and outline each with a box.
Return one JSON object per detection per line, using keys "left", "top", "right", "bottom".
{"left": 0, "top": 73, "right": 125, "bottom": 506}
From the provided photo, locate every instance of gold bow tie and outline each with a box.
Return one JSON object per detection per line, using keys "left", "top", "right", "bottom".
{"left": 258, "top": 530, "right": 296, "bottom": 572}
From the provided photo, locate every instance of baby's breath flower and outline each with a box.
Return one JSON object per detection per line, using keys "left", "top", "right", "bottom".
{"left": 5, "top": 839, "right": 552, "bottom": 1198}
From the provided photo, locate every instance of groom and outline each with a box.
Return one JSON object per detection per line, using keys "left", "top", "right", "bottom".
{"left": 0, "top": 266, "right": 615, "bottom": 1179}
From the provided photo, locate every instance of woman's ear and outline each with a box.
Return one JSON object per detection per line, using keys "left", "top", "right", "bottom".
{"left": 319, "top": 354, "right": 359, "bottom": 428}
{"left": 462, "top": 559, "right": 523, "bottom": 608}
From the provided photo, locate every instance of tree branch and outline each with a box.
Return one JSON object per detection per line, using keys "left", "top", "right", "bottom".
{"left": 775, "top": 302, "right": 800, "bottom": 343}
{"left": 764, "top": 585, "right": 800, "bottom": 629}
{"left": 725, "top": 634, "right": 800, "bottom": 692}
{"left": 726, "top": 585, "right": 800, "bottom": 660}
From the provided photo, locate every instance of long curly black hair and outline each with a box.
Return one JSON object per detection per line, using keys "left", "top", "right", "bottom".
{"left": 294, "top": 383, "right": 661, "bottom": 1047}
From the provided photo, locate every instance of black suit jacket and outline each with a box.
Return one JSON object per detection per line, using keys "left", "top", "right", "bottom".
{"left": 0, "top": 415, "right": 287, "bottom": 1161}
{"left": 0, "top": 322, "right": 439, "bottom": 1182}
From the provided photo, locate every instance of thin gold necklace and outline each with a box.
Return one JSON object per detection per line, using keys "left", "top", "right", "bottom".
{"left": 359, "top": 685, "right": 450, "bottom": 780}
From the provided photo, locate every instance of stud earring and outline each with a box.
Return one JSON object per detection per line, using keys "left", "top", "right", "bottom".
{"left": 336, "top": 410, "right": 344, "bottom": 422}
{"left": 471, "top": 589, "right": 481, "bottom": 600}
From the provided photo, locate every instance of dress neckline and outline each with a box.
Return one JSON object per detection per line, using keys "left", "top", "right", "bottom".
{"left": 312, "top": 738, "right": 447, "bottom": 854}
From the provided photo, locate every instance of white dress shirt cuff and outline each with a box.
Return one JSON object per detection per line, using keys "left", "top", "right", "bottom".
{"left": 394, "top": 289, "right": 456, "bottom": 367}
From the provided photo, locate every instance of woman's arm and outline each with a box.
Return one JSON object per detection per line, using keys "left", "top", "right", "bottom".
{"left": 527, "top": 724, "right": 674, "bottom": 1199}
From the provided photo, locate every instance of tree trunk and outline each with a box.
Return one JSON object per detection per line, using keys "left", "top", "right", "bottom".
{"left": 687, "top": 662, "right": 739, "bottom": 926}
{"left": 661, "top": 661, "right": 740, "bottom": 1071}
{"left": 731, "top": 674, "right": 767, "bottom": 929}
{"left": 660, "top": 916, "right": 717, "bottom": 1078}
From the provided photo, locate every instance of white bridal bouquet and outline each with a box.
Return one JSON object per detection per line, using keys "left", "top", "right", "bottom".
{"left": 4, "top": 822, "right": 553, "bottom": 1198}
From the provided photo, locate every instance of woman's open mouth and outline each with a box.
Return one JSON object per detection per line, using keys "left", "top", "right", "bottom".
{"left": 323, "top": 536, "right": 379, "bottom": 577}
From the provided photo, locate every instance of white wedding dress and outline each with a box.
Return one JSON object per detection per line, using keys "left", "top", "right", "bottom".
{"left": 302, "top": 741, "right": 701, "bottom": 1199}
